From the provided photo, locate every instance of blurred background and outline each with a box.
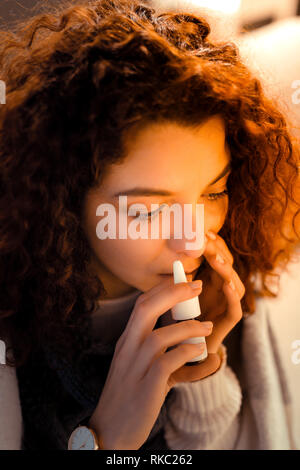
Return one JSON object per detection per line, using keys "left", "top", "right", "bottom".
{"left": 1, "top": 0, "right": 300, "bottom": 32}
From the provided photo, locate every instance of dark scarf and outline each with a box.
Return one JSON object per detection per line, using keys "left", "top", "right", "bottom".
{"left": 16, "top": 314, "right": 175, "bottom": 450}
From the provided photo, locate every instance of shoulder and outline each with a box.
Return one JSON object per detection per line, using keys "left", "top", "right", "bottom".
{"left": 0, "top": 362, "right": 20, "bottom": 400}
{"left": 0, "top": 337, "right": 23, "bottom": 450}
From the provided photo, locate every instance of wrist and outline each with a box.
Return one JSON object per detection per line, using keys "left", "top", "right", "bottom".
{"left": 68, "top": 408, "right": 111, "bottom": 450}
{"left": 211, "top": 344, "right": 226, "bottom": 374}
{"left": 203, "top": 344, "right": 225, "bottom": 377}
{"left": 88, "top": 415, "right": 109, "bottom": 450}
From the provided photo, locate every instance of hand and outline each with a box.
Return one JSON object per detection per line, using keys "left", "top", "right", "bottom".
{"left": 196, "top": 230, "right": 246, "bottom": 354}
{"left": 88, "top": 279, "right": 219, "bottom": 450}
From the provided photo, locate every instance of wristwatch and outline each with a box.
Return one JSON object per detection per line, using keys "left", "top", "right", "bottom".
{"left": 68, "top": 424, "right": 104, "bottom": 450}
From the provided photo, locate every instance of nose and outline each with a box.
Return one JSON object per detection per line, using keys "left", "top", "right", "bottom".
{"left": 166, "top": 203, "right": 207, "bottom": 258}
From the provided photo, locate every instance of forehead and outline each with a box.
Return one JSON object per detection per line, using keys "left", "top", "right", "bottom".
{"left": 101, "top": 115, "right": 230, "bottom": 192}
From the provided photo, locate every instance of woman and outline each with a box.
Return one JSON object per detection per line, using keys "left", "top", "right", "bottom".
{"left": 0, "top": 0, "right": 299, "bottom": 450}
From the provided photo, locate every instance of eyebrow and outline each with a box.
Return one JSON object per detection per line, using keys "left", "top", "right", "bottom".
{"left": 112, "top": 162, "right": 232, "bottom": 198}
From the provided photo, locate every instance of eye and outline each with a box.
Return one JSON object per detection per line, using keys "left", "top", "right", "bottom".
{"left": 137, "top": 203, "right": 168, "bottom": 221}
{"left": 133, "top": 190, "right": 229, "bottom": 221}
{"left": 205, "top": 189, "right": 229, "bottom": 202}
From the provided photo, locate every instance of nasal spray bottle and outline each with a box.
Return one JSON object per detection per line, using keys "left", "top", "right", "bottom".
{"left": 171, "top": 260, "right": 207, "bottom": 365}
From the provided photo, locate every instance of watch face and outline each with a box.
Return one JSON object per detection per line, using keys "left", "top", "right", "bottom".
{"left": 68, "top": 426, "right": 97, "bottom": 450}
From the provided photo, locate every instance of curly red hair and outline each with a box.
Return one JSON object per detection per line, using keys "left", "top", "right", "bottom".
{"left": 0, "top": 0, "right": 299, "bottom": 368}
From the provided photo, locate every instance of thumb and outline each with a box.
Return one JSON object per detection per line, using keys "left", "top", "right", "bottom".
{"left": 168, "top": 352, "right": 221, "bottom": 388}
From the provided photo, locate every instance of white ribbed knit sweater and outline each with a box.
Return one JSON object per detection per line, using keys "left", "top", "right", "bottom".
{"left": 1, "top": 255, "right": 300, "bottom": 450}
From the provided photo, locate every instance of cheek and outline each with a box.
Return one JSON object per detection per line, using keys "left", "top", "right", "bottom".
{"left": 88, "top": 231, "right": 163, "bottom": 273}
{"left": 205, "top": 199, "right": 229, "bottom": 230}
{"left": 220, "top": 197, "right": 229, "bottom": 223}
{"left": 82, "top": 197, "right": 165, "bottom": 268}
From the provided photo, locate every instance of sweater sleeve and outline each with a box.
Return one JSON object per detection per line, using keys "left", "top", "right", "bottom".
{"left": 0, "top": 340, "right": 23, "bottom": 450}
{"left": 163, "top": 344, "right": 243, "bottom": 450}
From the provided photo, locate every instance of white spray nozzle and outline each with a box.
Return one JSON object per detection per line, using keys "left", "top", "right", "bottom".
{"left": 171, "top": 260, "right": 202, "bottom": 321}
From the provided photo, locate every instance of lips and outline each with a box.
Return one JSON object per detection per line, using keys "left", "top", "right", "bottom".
{"left": 160, "top": 266, "right": 200, "bottom": 275}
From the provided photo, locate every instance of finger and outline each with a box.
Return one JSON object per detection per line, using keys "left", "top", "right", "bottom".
{"left": 204, "top": 249, "right": 234, "bottom": 284}
{"left": 116, "top": 277, "right": 197, "bottom": 352}
{"left": 205, "top": 260, "right": 246, "bottom": 299}
{"left": 134, "top": 277, "right": 175, "bottom": 309}
{"left": 143, "top": 341, "right": 212, "bottom": 388}
{"left": 231, "top": 269, "right": 246, "bottom": 300}
{"left": 168, "top": 352, "right": 221, "bottom": 387}
{"left": 208, "top": 267, "right": 244, "bottom": 300}
{"left": 207, "top": 235, "right": 246, "bottom": 300}
{"left": 206, "top": 231, "right": 234, "bottom": 265}
{"left": 115, "top": 280, "right": 203, "bottom": 356}
{"left": 205, "top": 281, "right": 243, "bottom": 352}
{"left": 131, "top": 319, "right": 213, "bottom": 380}
{"left": 213, "top": 265, "right": 245, "bottom": 300}
{"left": 134, "top": 270, "right": 202, "bottom": 308}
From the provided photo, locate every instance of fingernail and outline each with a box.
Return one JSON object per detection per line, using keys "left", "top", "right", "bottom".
{"left": 215, "top": 253, "right": 225, "bottom": 264}
{"left": 201, "top": 321, "right": 213, "bottom": 329}
{"left": 207, "top": 231, "right": 217, "bottom": 240}
{"left": 228, "top": 279, "right": 236, "bottom": 290}
{"left": 189, "top": 280, "right": 203, "bottom": 289}
{"left": 195, "top": 342, "right": 206, "bottom": 351}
